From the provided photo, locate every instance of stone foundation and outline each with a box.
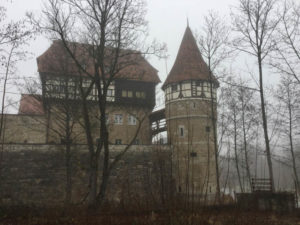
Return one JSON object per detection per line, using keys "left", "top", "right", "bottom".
{"left": 236, "top": 192, "right": 295, "bottom": 212}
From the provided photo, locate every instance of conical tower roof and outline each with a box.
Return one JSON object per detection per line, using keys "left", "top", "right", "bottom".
{"left": 162, "top": 26, "right": 218, "bottom": 89}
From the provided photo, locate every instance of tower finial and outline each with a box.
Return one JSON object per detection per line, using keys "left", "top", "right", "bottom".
{"left": 187, "top": 16, "right": 189, "bottom": 27}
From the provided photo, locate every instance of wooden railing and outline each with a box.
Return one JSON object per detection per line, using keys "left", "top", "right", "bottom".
{"left": 149, "top": 109, "right": 167, "bottom": 136}
{"left": 251, "top": 178, "right": 273, "bottom": 192}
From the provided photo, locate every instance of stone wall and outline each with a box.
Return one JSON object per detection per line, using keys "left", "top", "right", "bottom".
{"left": 0, "top": 144, "right": 172, "bottom": 206}
{"left": 165, "top": 98, "right": 218, "bottom": 197}
{"left": 2, "top": 104, "right": 152, "bottom": 145}
{"left": 236, "top": 192, "right": 295, "bottom": 212}
{"left": 2, "top": 114, "right": 47, "bottom": 144}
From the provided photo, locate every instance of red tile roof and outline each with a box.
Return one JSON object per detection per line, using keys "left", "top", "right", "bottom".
{"left": 18, "top": 94, "right": 44, "bottom": 115}
{"left": 37, "top": 40, "right": 160, "bottom": 83}
{"left": 162, "top": 26, "right": 218, "bottom": 89}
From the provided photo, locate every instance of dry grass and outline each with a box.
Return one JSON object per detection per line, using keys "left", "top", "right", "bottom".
{"left": 0, "top": 205, "right": 299, "bottom": 225}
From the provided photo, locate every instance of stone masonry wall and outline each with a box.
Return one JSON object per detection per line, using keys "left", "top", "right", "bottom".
{"left": 2, "top": 115, "right": 47, "bottom": 144}
{"left": 0, "top": 144, "right": 172, "bottom": 206}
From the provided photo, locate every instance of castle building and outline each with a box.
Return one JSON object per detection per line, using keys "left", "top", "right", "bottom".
{"left": 1, "top": 25, "right": 218, "bottom": 202}
{"left": 37, "top": 40, "right": 161, "bottom": 146}
{"left": 3, "top": 40, "right": 160, "bottom": 145}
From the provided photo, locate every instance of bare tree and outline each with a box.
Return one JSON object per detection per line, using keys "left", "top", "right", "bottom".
{"left": 231, "top": 0, "right": 280, "bottom": 191}
{"left": 237, "top": 80, "right": 259, "bottom": 192}
{"left": 219, "top": 74, "right": 261, "bottom": 193}
{"left": 29, "top": 0, "right": 164, "bottom": 208}
{"left": 24, "top": 79, "right": 83, "bottom": 206}
{"left": 275, "top": 76, "right": 300, "bottom": 193}
{"left": 0, "top": 1, "right": 32, "bottom": 183}
{"left": 197, "top": 10, "right": 232, "bottom": 201}
{"left": 270, "top": 0, "right": 300, "bottom": 84}
{"left": 0, "top": 1, "right": 31, "bottom": 143}
{"left": 222, "top": 77, "right": 244, "bottom": 192}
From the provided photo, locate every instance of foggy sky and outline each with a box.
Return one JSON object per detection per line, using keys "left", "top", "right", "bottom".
{"left": 3, "top": 0, "right": 236, "bottom": 90}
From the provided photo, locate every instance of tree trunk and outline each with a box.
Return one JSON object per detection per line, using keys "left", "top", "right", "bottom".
{"left": 258, "top": 55, "right": 275, "bottom": 192}
{"left": 287, "top": 91, "right": 300, "bottom": 194}
{"left": 204, "top": 130, "right": 211, "bottom": 204}
{"left": 95, "top": 108, "right": 110, "bottom": 207}
{"left": 233, "top": 108, "right": 243, "bottom": 193}
{"left": 0, "top": 46, "right": 14, "bottom": 183}
{"left": 80, "top": 95, "right": 98, "bottom": 204}
{"left": 65, "top": 142, "right": 72, "bottom": 205}
{"left": 208, "top": 64, "right": 220, "bottom": 203}
{"left": 89, "top": 153, "right": 99, "bottom": 205}
{"left": 241, "top": 94, "right": 252, "bottom": 192}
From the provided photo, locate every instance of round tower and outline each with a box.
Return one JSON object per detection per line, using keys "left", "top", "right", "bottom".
{"left": 162, "top": 26, "right": 219, "bottom": 202}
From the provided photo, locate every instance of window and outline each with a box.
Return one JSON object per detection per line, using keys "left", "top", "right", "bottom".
{"left": 122, "top": 90, "right": 133, "bottom": 98}
{"left": 179, "top": 125, "right": 184, "bottom": 137}
{"left": 114, "top": 114, "right": 123, "bottom": 124}
{"left": 206, "top": 126, "right": 210, "bottom": 133}
{"left": 192, "top": 102, "right": 196, "bottom": 109}
{"left": 128, "top": 115, "right": 137, "bottom": 125}
{"left": 105, "top": 114, "right": 109, "bottom": 124}
{"left": 133, "top": 139, "right": 140, "bottom": 145}
{"left": 127, "top": 91, "right": 133, "bottom": 98}
{"left": 96, "top": 138, "right": 101, "bottom": 145}
{"left": 172, "top": 84, "right": 178, "bottom": 91}
{"left": 115, "top": 139, "right": 122, "bottom": 145}
{"left": 190, "top": 152, "right": 197, "bottom": 157}
{"left": 107, "top": 89, "right": 113, "bottom": 97}
{"left": 136, "top": 91, "right": 146, "bottom": 99}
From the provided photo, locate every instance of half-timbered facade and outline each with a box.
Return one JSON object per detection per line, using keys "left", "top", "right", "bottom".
{"left": 33, "top": 40, "right": 160, "bottom": 145}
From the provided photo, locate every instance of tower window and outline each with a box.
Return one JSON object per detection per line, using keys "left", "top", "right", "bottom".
{"left": 96, "top": 138, "right": 101, "bottom": 145}
{"left": 190, "top": 152, "right": 197, "bottom": 157}
{"left": 115, "top": 139, "right": 122, "bottom": 145}
{"left": 179, "top": 125, "right": 184, "bottom": 137}
{"left": 171, "top": 84, "right": 178, "bottom": 92}
{"left": 133, "top": 139, "right": 140, "bottom": 145}
{"left": 206, "top": 126, "right": 210, "bottom": 132}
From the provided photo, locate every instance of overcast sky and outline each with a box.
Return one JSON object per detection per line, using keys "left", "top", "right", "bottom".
{"left": 4, "top": 0, "right": 236, "bottom": 81}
